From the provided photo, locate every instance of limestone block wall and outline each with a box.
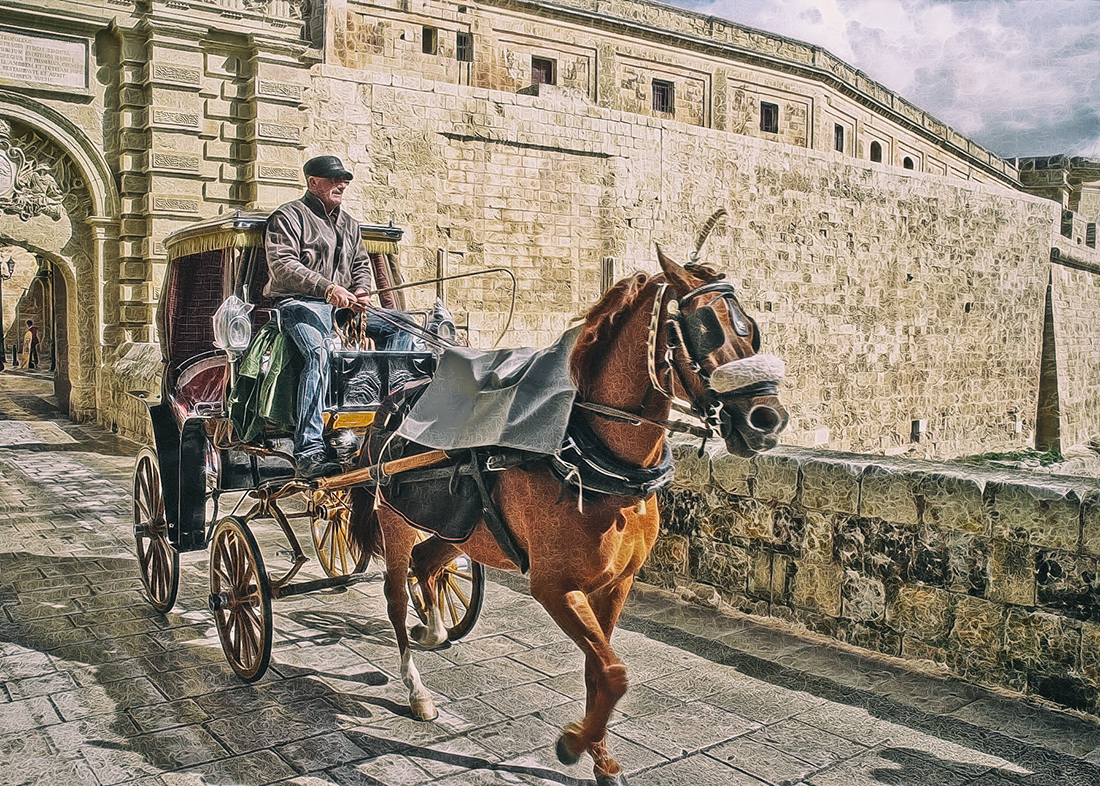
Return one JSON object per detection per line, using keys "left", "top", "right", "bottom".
{"left": 1044, "top": 247, "right": 1100, "bottom": 452}
{"left": 308, "top": 61, "right": 1060, "bottom": 457}
{"left": 650, "top": 443, "right": 1100, "bottom": 716}
{"left": 98, "top": 342, "right": 161, "bottom": 443}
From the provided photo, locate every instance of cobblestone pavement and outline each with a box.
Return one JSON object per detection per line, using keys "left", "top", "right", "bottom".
{"left": 3, "top": 371, "right": 1100, "bottom": 786}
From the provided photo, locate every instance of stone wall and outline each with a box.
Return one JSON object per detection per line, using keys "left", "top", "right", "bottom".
{"left": 650, "top": 441, "right": 1100, "bottom": 716}
{"left": 1045, "top": 245, "right": 1100, "bottom": 453}
{"left": 311, "top": 62, "right": 1061, "bottom": 457}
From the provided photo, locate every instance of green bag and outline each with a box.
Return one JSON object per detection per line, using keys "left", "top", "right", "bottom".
{"left": 227, "top": 321, "right": 301, "bottom": 442}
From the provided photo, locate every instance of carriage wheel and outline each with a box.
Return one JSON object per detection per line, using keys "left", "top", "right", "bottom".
{"left": 407, "top": 535, "right": 485, "bottom": 641}
{"left": 309, "top": 488, "right": 370, "bottom": 577}
{"left": 208, "top": 516, "right": 273, "bottom": 682}
{"left": 133, "top": 447, "right": 179, "bottom": 613}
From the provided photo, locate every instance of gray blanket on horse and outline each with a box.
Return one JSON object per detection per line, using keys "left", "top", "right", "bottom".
{"left": 395, "top": 326, "right": 580, "bottom": 455}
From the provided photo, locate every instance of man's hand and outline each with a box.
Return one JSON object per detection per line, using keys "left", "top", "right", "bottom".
{"left": 328, "top": 284, "right": 367, "bottom": 312}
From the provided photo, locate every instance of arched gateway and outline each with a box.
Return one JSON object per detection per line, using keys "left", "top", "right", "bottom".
{"left": 0, "top": 92, "right": 120, "bottom": 419}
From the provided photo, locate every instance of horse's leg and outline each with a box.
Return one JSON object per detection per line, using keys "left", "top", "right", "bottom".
{"left": 535, "top": 581, "right": 631, "bottom": 786}
{"left": 408, "top": 535, "right": 462, "bottom": 649}
{"left": 378, "top": 512, "right": 438, "bottom": 720}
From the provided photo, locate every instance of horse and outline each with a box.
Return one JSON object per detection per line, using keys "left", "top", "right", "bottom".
{"left": 349, "top": 235, "right": 788, "bottom": 785}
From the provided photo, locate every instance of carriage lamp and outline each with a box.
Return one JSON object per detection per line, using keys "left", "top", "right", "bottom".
{"left": 0, "top": 248, "right": 15, "bottom": 372}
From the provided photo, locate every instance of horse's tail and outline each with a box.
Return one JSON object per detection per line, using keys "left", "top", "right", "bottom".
{"left": 348, "top": 487, "right": 386, "bottom": 559}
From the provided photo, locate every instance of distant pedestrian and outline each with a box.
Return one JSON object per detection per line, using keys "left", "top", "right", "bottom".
{"left": 26, "top": 320, "right": 39, "bottom": 369}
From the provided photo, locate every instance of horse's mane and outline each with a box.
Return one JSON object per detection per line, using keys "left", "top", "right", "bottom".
{"left": 569, "top": 272, "right": 651, "bottom": 394}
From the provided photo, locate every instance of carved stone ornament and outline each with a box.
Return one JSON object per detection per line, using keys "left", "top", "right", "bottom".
{"left": 0, "top": 117, "right": 86, "bottom": 222}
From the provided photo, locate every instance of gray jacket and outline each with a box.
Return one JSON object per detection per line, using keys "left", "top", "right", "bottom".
{"left": 264, "top": 191, "right": 373, "bottom": 301}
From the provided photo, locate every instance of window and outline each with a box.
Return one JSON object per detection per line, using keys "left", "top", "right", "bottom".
{"left": 1060, "top": 210, "right": 1073, "bottom": 238}
{"left": 834, "top": 123, "right": 844, "bottom": 153}
{"left": 532, "top": 57, "right": 556, "bottom": 86}
{"left": 652, "top": 79, "right": 674, "bottom": 114}
{"left": 1087, "top": 223, "right": 1096, "bottom": 249}
{"left": 760, "top": 102, "right": 779, "bottom": 133}
{"left": 903, "top": 156, "right": 915, "bottom": 170}
{"left": 422, "top": 26, "right": 438, "bottom": 55}
{"left": 456, "top": 32, "right": 473, "bottom": 62}
{"left": 870, "top": 141, "right": 883, "bottom": 163}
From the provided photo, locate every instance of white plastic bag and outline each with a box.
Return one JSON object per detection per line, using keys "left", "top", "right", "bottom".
{"left": 212, "top": 295, "right": 254, "bottom": 356}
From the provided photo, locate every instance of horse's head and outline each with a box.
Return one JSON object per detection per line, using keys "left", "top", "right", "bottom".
{"left": 655, "top": 245, "right": 788, "bottom": 457}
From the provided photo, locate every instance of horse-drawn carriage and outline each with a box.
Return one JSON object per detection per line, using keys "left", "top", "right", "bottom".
{"left": 132, "top": 207, "right": 789, "bottom": 785}
{"left": 131, "top": 210, "right": 484, "bottom": 681}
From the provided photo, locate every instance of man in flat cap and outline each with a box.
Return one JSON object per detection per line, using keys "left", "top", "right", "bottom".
{"left": 265, "top": 154, "right": 416, "bottom": 479}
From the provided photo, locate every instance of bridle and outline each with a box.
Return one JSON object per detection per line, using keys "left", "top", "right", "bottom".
{"left": 577, "top": 276, "right": 784, "bottom": 446}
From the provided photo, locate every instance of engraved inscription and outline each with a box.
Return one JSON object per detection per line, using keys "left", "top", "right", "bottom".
{"left": 152, "top": 197, "right": 199, "bottom": 212}
{"left": 152, "top": 109, "right": 199, "bottom": 128}
{"left": 151, "top": 153, "right": 201, "bottom": 171}
{"left": 258, "top": 165, "right": 299, "bottom": 180}
{"left": 257, "top": 81, "right": 303, "bottom": 100}
{"left": 258, "top": 122, "right": 301, "bottom": 141}
{"left": 151, "top": 64, "right": 201, "bottom": 85}
{"left": 0, "top": 31, "right": 88, "bottom": 91}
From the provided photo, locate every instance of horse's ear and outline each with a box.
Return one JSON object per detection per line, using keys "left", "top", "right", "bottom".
{"left": 656, "top": 244, "right": 698, "bottom": 296}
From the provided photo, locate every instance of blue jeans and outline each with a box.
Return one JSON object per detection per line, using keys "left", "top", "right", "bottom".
{"left": 277, "top": 298, "right": 336, "bottom": 459}
{"left": 277, "top": 298, "right": 421, "bottom": 458}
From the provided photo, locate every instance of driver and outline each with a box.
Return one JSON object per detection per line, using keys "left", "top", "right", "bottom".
{"left": 264, "top": 154, "right": 416, "bottom": 479}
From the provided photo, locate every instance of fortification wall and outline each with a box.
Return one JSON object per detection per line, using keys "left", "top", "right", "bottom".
{"left": 311, "top": 66, "right": 1062, "bottom": 457}
{"left": 1046, "top": 249, "right": 1100, "bottom": 452}
{"left": 651, "top": 443, "right": 1100, "bottom": 716}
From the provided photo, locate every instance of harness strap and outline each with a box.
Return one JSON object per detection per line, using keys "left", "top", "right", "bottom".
{"left": 468, "top": 450, "right": 530, "bottom": 573}
{"left": 574, "top": 400, "right": 712, "bottom": 439}
{"left": 647, "top": 282, "right": 672, "bottom": 395}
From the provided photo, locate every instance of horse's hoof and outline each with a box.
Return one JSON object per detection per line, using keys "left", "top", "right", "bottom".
{"left": 595, "top": 771, "right": 628, "bottom": 786}
{"left": 410, "top": 697, "right": 438, "bottom": 721}
{"left": 555, "top": 729, "right": 583, "bottom": 766}
{"left": 410, "top": 623, "right": 446, "bottom": 649}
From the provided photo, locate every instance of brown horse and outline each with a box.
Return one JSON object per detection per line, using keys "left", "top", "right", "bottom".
{"left": 350, "top": 243, "right": 787, "bottom": 785}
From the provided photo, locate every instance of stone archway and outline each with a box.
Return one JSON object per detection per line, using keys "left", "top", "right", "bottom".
{"left": 0, "top": 93, "right": 120, "bottom": 422}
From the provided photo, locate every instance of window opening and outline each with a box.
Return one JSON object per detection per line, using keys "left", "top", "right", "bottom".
{"left": 532, "top": 57, "right": 556, "bottom": 86}
{"left": 834, "top": 124, "right": 844, "bottom": 153}
{"left": 870, "top": 141, "right": 882, "bottom": 163}
{"left": 456, "top": 32, "right": 473, "bottom": 62}
{"left": 652, "top": 79, "right": 674, "bottom": 114}
{"left": 422, "top": 27, "right": 438, "bottom": 55}
{"left": 903, "top": 156, "right": 915, "bottom": 170}
{"left": 760, "top": 102, "right": 779, "bottom": 133}
{"left": 1060, "top": 210, "right": 1073, "bottom": 238}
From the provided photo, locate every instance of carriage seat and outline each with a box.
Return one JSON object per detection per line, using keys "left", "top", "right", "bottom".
{"left": 170, "top": 352, "right": 229, "bottom": 420}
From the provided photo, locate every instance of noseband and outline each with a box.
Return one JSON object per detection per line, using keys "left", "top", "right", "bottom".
{"left": 647, "top": 279, "right": 785, "bottom": 436}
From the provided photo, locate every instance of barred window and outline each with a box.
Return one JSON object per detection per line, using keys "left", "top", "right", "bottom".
{"left": 760, "top": 102, "right": 779, "bottom": 133}
{"left": 652, "top": 79, "right": 674, "bottom": 114}
{"left": 834, "top": 123, "right": 844, "bottom": 153}
{"left": 456, "top": 32, "right": 473, "bottom": 62}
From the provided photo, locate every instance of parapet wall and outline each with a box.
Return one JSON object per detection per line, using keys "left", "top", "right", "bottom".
{"left": 647, "top": 442, "right": 1100, "bottom": 716}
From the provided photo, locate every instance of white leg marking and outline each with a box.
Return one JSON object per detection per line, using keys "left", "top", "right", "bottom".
{"left": 401, "top": 649, "right": 438, "bottom": 720}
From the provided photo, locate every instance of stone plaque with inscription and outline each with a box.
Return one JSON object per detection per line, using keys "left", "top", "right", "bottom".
{"left": 0, "top": 30, "right": 89, "bottom": 93}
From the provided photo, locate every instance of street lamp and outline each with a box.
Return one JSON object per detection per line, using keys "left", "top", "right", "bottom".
{"left": 0, "top": 248, "right": 15, "bottom": 372}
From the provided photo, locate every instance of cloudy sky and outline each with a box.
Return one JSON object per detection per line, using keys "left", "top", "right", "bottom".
{"left": 672, "top": 0, "right": 1100, "bottom": 159}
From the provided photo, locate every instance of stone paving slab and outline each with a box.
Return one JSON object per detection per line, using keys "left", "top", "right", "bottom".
{"left": 2, "top": 370, "right": 1100, "bottom": 785}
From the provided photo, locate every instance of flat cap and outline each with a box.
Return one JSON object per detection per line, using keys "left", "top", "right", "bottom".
{"left": 303, "top": 155, "right": 354, "bottom": 181}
